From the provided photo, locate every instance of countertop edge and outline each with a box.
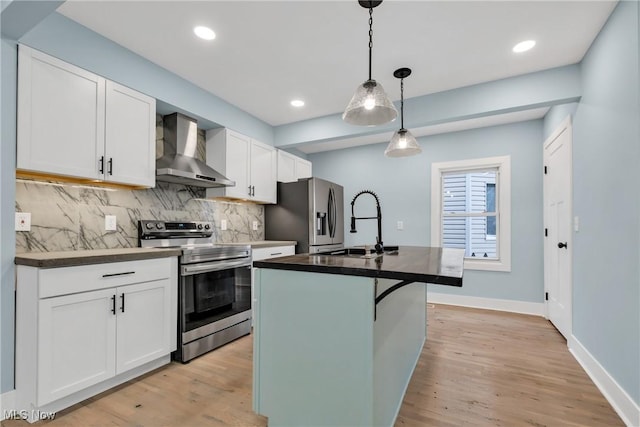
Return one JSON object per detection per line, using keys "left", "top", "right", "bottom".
{"left": 252, "top": 259, "right": 463, "bottom": 287}
{"left": 15, "top": 249, "right": 182, "bottom": 268}
{"left": 227, "top": 241, "right": 297, "bottom": 249}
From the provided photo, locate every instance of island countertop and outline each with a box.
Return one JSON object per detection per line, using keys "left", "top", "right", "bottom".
{"left": 253, "top": 246, "right": 464, "bottom": 286}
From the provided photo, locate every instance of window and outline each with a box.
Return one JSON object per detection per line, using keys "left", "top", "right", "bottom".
{"left": 486, "top": 183, "right": 496, "bottom": 239}
{"left": 431, "top": 156, "right": 511, "bottom": 272}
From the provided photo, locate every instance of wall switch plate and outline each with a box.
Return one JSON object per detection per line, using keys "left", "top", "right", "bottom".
{"left": 253, "top": 221, "right": 259, "bottom": 231}
{"left": 221, "top": 219, "right": 228, "bottom": 231}
{"left": 397, "top": 221, "right": 404, "bottom": 231}
{"left": 105, "top": 215, "right": 117, "bottom": 231}
{"left": 15, "top": 212, "right": 31, "bottom": 231}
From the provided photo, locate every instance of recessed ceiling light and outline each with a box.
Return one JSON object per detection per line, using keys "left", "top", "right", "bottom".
{"left": 194, "top": 26, "right": 216, "bottom": 41}
{"left": 512, "top": 40, "right": 536, "bottom": 53}
{"left": 290, "top": 100, "right": 305, "bottom": 107}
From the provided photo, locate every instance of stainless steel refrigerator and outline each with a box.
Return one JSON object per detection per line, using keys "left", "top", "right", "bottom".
{"left": 265, "top": 177, "right": 344, "bottom": 254}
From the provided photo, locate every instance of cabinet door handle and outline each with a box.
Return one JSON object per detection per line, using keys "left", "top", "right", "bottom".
{"left": 102, "top": 271, "right": 135, "bottom": 278}
{"left": 252, "top": 185, "right": 255, "bottom": 196}
{"left": 107, "top": 158, "right": 113, "bottom": 175}
{"left": 99, "top": 156, "right": 105, "bottom": 174}
{"left": 248, "top": 185, "right": 252, "bottom": 196}
{"left": 111, "top": 295, "right": 116, "bottom": 315}
{"left": 120, "top": 293, "right": 125, "bottom": 313}
{"left": 270, "top": 252, "right": 282, "bottom": 256}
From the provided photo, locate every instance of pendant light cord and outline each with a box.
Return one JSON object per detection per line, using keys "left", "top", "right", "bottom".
{"left": 368, "top": 7, "right": 373, "bottom": 81}
{"left": 400, "top": 78, "right": 404, "bottom": 129}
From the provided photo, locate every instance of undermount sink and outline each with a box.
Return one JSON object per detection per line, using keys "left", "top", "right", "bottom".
{"left": 315, "top": 246, "right": 399, "bottom": 257}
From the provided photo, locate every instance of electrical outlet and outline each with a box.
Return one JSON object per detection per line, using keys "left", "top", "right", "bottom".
{"left": 253, "top": 221, "right": 259, "bottom": 231}
{"left": 221, "top": 219, "right": 228, "bottom": 231}
{"left": 397, "top": 221, "right": 404, "bottom": 231}
{"left": 105, "top": 215, "right": 117, "bottom": 231}
{"left": 15, "top": 212, "right": 31, "bottom": 231}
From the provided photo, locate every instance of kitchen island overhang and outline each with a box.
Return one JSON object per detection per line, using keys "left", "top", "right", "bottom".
{"left": 252, "top": 246, "right": 464, "bottom": 286}
{"left": 252, "top": 246, "right": 464, "bottom": 427}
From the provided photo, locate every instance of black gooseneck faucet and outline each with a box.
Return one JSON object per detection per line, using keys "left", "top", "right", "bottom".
{"left": 350, "top": 190, "right": 384, "bottom": 254}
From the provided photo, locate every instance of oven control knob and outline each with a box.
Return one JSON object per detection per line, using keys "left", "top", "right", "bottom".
{"left": 204, "top": 224, "right": 210, "bottom": 230}
{"left": 145, "top": 223, "right": 153, "bottom": 230}
{"left": 197, "top": 224, "right": 203, "bottom": 230}
{"left": 156, "top": 223, "right": 163, "bottom": 229}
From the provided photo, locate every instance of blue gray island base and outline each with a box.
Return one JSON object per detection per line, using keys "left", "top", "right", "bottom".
{"left": 252, "top": 269, "right": 431, "bottom": 427}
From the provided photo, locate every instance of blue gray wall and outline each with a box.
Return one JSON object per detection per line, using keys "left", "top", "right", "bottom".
{"left": 0, "top": 36, "right": 18, "bottom": 394}
{"left": 310, "top": 120, "right": 544, "bottom": 303}
{"left": 546, "top": 0, "right": 639, "bottom": 405}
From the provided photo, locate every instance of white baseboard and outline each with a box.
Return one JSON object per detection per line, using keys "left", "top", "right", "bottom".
{"left": 0, "top": 390, "right": 16, "bottom": 421}
{"left": 427, "top": 292, "right": 545, "bottom": 316}
{"left": 569, "top": 336, "right": 640, "bottom": 427}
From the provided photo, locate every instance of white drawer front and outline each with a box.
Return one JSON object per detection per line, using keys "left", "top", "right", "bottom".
{"left": 39, "top": 257, "right": 174, "bottom": 298}
{"left": 252, "top": 245, "right": 295, "bottom": 261}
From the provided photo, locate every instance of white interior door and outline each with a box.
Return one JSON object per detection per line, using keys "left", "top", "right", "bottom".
{"left": 543, "top": 117, "right": 573, "bottom": 339}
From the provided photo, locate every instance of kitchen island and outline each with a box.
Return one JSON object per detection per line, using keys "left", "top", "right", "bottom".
{"left": 252, "top": 246, "right": 464, "bottom": 427}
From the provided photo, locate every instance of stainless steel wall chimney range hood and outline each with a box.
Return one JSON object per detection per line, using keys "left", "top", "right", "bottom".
{"left": 156, "top": 113, "right": 234, "bottom": 188}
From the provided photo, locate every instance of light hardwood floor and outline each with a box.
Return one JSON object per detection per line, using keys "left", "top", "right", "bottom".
{"left": 2, "top": 304, "right": 623, "bottom": 426}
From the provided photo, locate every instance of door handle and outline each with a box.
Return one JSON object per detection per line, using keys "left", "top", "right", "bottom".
{"left": 107, "top": 157, "right": 113, "bottom": 175}
{"left": 110, "top": 295, "right": 116, "bottom": 315}
{"left": 120, "top": 293, "right": 125, "bottom": 313}
{"left": 557, "top": 242, "right": 568, "bottom": 249}
{"left": 99, "top": 156, "right": 105, "bottom": 174}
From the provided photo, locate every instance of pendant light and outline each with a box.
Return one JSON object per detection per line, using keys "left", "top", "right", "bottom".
{"left": 385, "top": 68, "right": 421, "bottom": 157}
{"left": 342, "top": 1, "right": 397, "bottom": 127}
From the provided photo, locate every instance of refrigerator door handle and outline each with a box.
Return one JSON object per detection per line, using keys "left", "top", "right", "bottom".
{"left": 328, "top": 188, "right": 336, "bottom": 238}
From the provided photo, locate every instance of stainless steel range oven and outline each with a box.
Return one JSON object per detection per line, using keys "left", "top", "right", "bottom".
{"left": 138, "top": 220, "right": 251, "bottom": 363}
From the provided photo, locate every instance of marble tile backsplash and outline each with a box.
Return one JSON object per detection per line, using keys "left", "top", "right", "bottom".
{"left": 15, "top": 115, "right": 264, "bottom": 253}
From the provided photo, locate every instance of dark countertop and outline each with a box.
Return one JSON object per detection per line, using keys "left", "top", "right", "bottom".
{"left": 253, "top": 246, "right": 464, "bottom": 286}
{"left": 15, "top": 248, "right": 182, "bottom": 268}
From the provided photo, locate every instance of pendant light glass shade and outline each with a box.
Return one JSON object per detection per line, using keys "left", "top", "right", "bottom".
{"left": 385, "top": 67, "right": 421, "bottom": 157}
{"left": 343, "top": 79, "right": 397, "bottom": 126}
{"left": 385, "top": 128, "right": 421, "bottom": 157}
{"left": 343, "top": 1, "right": 397, "bottom": 126}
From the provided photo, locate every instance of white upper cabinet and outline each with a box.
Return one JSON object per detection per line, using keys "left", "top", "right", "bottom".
{"left": 251, "top": 142, "right": 277, "bottom": 202}
{"left": 104, "top": 81, "right": 156, "bottom": 187}
{"left": 277, "top": 149, "right": 312, "bottom": 182}
{"left": 17, "top": 45, "right": 106, "bottom": 180}
{"left": 17, "top": 45, "right": 155, "bottom": 187}
{"left": 206, "top": 128, "right": 277, "bottom": 204}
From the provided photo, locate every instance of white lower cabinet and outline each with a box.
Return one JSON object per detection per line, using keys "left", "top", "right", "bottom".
{"left": 251, "top": 245, "right": 295, "bottom": 324}
{"left": 38, "top": 289, "right": 117, "bottom": 405}
{"left": 16, "top": 257, "right": 177, "bottom": 421}
{"left": 116, "top": 280, "right": 171, "bottom": 373}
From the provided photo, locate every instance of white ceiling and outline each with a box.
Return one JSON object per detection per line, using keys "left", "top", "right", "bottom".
{"left": 57, "top": 1, "right": 616, "bottom": 129}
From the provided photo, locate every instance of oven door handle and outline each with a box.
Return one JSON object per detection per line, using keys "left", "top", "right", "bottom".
{"left": 181, "top": 259, "right": 251, "bottom": 276}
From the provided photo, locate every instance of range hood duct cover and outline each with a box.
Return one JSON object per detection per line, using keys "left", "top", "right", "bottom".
{"left": 156, "top": 113, "right": 234, "bottom": 188}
